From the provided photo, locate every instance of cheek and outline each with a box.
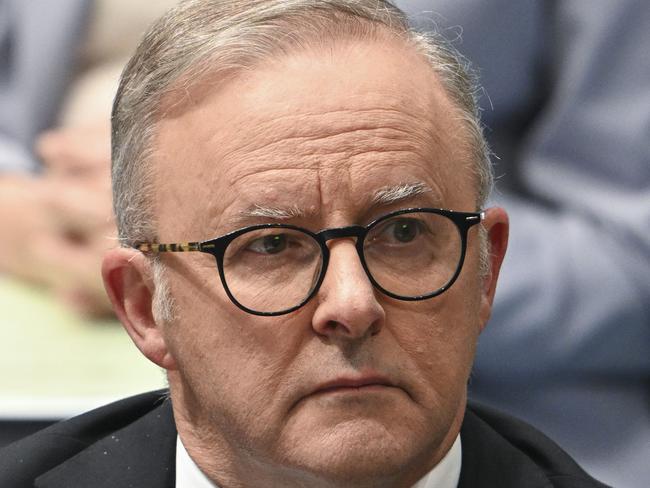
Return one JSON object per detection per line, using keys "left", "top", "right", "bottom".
{"left": 385, "top": 292, "right": 479, "bottom": 408}
{"left": 164, "top": 271, "right": 308, "bottom": 437}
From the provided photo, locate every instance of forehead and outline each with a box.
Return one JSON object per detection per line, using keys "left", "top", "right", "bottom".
{"left": 153, "top": 38, "right": 475, "bottom": 238}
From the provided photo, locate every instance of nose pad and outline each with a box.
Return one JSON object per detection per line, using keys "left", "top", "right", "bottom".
{"left": 311, "top": 240, "right": 385, "bottom": 339}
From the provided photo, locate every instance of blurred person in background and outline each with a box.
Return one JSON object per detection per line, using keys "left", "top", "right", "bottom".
{"left": 398, "top": 1, "right": 650, "bottom": 487}
{"left": 0, "top": 0, "right": 175, "bottom": 316}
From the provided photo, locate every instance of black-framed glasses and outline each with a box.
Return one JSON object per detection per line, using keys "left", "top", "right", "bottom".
{"left": 135, "top": 208, "right": 484, "bottom": 316}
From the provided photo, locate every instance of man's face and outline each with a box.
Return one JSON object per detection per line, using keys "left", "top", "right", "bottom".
{"left": 153, "top": 38, "right": 493, "bottom": 485}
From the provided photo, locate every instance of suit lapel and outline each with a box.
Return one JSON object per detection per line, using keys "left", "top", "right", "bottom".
{"left": 36, "top": 400, "right": 177, "bottom": 488}
{"left": 458, "top": 407, "right": 552, "bottom": 488}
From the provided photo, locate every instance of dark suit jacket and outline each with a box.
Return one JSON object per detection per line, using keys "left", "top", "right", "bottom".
{"left": 0, "top": 390, "right": 608, "bottom": 487}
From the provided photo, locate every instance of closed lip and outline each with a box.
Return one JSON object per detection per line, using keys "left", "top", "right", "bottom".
{"left": 311, "top": 375, "right": 396, "bottom": 395}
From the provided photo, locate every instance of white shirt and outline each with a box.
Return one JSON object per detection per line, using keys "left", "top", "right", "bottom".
{"left": 176, "top": 434, "right": 462, "bottom": 488}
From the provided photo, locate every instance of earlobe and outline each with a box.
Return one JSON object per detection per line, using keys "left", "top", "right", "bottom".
{"left": 478, "top": 207, "right": 509, "bottom": 330}
{"left": 102, "top": 248, "right": 177, "bottom": 370}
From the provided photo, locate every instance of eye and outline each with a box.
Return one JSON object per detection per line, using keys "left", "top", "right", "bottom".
{"left": 374, "top": 218, "right": 424, "bottom": 244}
{"left": 388, "top": 219, "right": 420, "bottom": 243}
{"left": 247, "top": 234, "right": 288, "bottom": 254}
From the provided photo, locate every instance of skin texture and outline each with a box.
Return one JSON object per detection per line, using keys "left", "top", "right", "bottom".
{"left": 103, "top": 36, "right": 508, "bottom": 488}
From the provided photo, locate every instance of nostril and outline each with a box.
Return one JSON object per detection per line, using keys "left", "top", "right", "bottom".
{"left": 370, "top": 321, "right": 382, "bottom": 336}
{"left": 325, "top": 320, "right": 339, "bottom": 331}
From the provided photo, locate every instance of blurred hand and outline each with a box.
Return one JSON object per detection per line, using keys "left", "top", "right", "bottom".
{"left": 0, "top": 173, "right": 116, "bottom": 317}
{"left": 0, "top": 121, "right": 117, "bottom": 318}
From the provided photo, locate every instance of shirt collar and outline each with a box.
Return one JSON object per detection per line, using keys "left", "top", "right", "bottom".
{"left": 176, "top": 436, "right": 218, "bottom": 488}
{"left": 412, "top": 434, "right": 462, "bottom": 488}
{"left": 176, "top": 434, "right": 461, "bottom": 488}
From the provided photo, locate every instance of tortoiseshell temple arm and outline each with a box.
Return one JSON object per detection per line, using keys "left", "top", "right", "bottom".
{"left": 135, "top": 242, "right": 215, "bottom": 253}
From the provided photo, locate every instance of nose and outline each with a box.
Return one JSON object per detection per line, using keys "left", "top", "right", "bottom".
{"left": 311, "top": 239, "right": 385, "bottom": 340}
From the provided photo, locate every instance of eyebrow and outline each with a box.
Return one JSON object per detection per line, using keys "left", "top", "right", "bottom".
{"left": 237, "top": 203, "right": 307, "bottom": 221}
{"left": 370, "top": 182, "right": 435, "bottom": 206}
{"left": 231, "top": 181, "right": 436, "bottom": 225}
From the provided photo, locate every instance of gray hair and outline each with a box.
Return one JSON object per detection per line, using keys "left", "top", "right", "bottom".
{"left": 111, "top": 0, "right": 494, "bottom": 319}
{"left": 112, "top": 0, "right": 493, "bottom": 246}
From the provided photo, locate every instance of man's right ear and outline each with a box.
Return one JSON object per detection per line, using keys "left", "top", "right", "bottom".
{"left": 102, "top": 248, "right": 177, "bottom": 370}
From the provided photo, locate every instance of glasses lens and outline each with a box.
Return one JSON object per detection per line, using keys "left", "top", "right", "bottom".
{"left": 364, "top": 211, "right": 462, "bottom": 298}
{"left": 222, "top": 227, "right": 323, "bottom": 313}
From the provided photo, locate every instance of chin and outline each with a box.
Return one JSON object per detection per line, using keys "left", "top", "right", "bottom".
{"left": 275, "top": 416, "right": 438, "bottom": 486}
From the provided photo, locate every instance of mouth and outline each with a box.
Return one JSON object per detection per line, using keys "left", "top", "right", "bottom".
{"left": 288, "top": 372, "right": 407, "bottom": 412}
{"left": 311, "top": 375, "right": 397, "bottom": 396}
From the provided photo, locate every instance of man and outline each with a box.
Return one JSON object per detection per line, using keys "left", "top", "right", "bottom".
{"left": 0, "top": 1, "right": 608, "bottom": 487}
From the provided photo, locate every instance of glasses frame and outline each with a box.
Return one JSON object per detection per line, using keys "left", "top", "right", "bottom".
{"left": 135, "top": 207, "right": 485, "bottom": 316}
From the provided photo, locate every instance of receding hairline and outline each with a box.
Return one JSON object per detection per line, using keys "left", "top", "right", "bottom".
{"left": 111, "top": 0, "right": 491, "bottom": 245}
{"left": 155, "top": 15, "right": 438, "bottom": 123}
{"left": 152, "top": 29, "right": 481, "bottom": 193}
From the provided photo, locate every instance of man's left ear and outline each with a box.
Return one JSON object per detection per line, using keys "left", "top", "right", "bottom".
{"left": 102, "top": 248, "right": 177, "bottom": 370}
{"left": 478, "top": 207, "right": 509, "bottom": 330}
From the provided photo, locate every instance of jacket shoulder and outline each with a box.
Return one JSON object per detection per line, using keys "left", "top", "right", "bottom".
{"left": 0, "top": 390, "right": 170, "bottom": 487}
{"left": 460, "top": 402, "right": 610, "bottom": 488}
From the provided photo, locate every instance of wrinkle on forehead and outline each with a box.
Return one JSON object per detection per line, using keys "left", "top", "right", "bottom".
{"left": 218, "top": 108, "right": 454, "bottom": 187}
{"left": 153, "top": 38, "right": 476, "bottom": 240}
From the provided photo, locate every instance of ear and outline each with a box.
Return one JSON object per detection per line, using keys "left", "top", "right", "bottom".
{"left": 478, "top": 206, "right": 509, "bottom": 331}
{"left": 102, "top": 248, "right": 177, "bottom": 370}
